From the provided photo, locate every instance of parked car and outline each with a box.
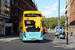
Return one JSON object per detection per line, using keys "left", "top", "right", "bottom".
{"left": 59, "top": 31, "right": 65, "bottom": 39}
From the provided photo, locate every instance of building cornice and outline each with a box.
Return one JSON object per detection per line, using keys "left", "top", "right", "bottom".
{"left": 0, "top": 15, "right": 10, "bottom": 19}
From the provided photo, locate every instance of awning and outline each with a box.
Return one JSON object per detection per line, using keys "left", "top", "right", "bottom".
{"left": 70, "top": 20, "right": 75, "bottom": 25}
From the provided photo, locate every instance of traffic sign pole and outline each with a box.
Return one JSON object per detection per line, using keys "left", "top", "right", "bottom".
{"left": 58, "top": 0, "right": 60, "bottom": 39}
{"left": 67, "top": 17, "right": 68, "bottom": 45}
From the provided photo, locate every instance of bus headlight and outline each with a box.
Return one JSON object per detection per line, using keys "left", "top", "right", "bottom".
{"left": 26, "top": 26, "right": 28, "bottom": 29}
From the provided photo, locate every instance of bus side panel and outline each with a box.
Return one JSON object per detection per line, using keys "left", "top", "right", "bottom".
{"left": 20, "top": 31, "right": 23, "bottom": 40}
{"left": 20, "top": 33, "right": 22, "bottom": 39}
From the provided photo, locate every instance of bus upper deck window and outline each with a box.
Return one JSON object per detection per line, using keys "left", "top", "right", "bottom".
{"left": 25, "top": 14, "right": 41, "bottom": 17}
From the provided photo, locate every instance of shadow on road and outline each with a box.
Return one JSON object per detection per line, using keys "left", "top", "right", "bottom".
{"left": 23, "top": 38, "right": 53, "bottom": 43}
{"left": 0, "top": 35, "right": 19, "bottom": 39}
{"left": 43, "top": 33, "right": 47, "bottom": 35}
{"left": 40, "top": 38, "right": 53, "bottom": 43}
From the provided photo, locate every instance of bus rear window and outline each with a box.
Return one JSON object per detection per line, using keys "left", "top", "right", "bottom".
{"left": 25, "top": 14, "right": 41, "bottom": 17}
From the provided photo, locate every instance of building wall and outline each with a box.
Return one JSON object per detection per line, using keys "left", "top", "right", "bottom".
{"left": 42, "top": 16, "right": 45, "bottom": 19}
{"left": 70, "top": 0, "right": 75, "bottom": 36}
{"left": 65, "top": 0, "right": 71, "bottom": 35}
{"left": 71, "top": 0, "right": 75, "bottom": 22}
{"left": 1, "top": 0, "right": 10, "bottom": 18}
{"left": 0, "top": 0, "right": 10, "bottom": 35}
{"left": 7, "top": 0, "right": 38, "bottom": 35}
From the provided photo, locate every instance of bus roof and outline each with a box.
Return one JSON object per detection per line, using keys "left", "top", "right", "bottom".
{"left": 23, "top": 11, "right": 42, "bottom": 14}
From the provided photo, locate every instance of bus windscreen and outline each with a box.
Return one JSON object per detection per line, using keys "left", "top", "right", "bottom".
{"left": 25, "top": 14, "right": 41, "bottom": 17}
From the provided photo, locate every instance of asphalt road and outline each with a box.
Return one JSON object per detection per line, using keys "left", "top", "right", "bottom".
{"left": 0, "top": 31, "right": 75, "bottom": 50}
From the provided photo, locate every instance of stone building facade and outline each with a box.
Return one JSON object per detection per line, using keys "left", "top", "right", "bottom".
{"left": 65, "top": 0, "right": 71, "bottom": 35}
{"left": 0, "top": 0, "right": 10, "bottom": 35}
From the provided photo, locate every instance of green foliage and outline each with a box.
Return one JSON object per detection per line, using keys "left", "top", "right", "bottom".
{"left": 43, "top": 15, "right": 65, "bottom": 29}
{"left": 60, "top": 15, "right": 65, "bottom": 26}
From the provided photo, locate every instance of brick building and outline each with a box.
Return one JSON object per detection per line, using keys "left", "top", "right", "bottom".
{"left": 70, "top": 0, "right": 75, "bottom": 35}
{"left": 6, "top": 0, "right": 38, "bottom": 35}
{"left": 65, "top": 0, "right": 71, "bottom": 35}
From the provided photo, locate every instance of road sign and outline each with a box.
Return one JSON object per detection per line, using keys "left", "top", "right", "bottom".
{"left": 5, "top": 23, "right": 13, "bottom": 26}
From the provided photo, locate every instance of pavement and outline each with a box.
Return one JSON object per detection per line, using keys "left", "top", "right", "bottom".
{"left": 0, "top": 36, "right": 19, "bottom": 43}
{"left": 53, "top": 35, "right": 75, "bottom": 48}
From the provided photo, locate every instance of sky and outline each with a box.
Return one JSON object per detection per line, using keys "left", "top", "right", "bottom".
{"left": 32, "top": 0, "right": 66, "bottom": 18}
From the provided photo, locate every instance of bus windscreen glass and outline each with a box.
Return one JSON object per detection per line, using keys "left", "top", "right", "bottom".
{"left": 25, "top": 14, "right": 41, "bottom": 17}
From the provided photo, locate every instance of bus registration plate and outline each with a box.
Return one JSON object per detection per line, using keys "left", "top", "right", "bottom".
{"left": 31, "top": 39, "right": 36, "bottom": 40}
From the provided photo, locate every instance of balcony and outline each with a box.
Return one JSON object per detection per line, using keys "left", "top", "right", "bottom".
{"left": 70, "top": 20, "right": 75, "bottom": 25}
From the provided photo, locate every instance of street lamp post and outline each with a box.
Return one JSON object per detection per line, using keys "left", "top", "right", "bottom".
{"left": 57, "top": 0, "right": 60, "bottom": 39}
{"left": 67, "top": 17, "right": 68, "bottom": 45}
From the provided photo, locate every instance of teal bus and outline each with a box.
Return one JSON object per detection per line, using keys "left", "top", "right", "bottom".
{"left": 19, "top": 11, "right": 43, "bottom": 41}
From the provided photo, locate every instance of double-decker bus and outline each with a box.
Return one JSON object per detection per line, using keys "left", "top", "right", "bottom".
{"left": 19, "top": 11, "right": 43, "bottom": 41}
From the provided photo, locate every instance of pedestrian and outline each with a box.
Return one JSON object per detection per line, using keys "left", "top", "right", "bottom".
{"left": 70, "top": 32, "right": 73, "bottom": 36}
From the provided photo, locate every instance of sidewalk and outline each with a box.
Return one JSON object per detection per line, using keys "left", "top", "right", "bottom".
{"left": 47, "top": 29, "right": 55, "bottom": 33}
{"left": 0, "top": 36, "right": 19, "bottom": 43}
{"left": 53, "top": 36, "right": 75, "bottom": 48}
{"left": 68, "top": 35, "right": 75, "bottom": 42}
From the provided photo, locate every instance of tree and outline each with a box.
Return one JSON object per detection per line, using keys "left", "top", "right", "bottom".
{"left": 42, "top": 15, "right": 65, "bottom": 29}
{"left": 60, "top": 15, "right": 65, "bottom": 26}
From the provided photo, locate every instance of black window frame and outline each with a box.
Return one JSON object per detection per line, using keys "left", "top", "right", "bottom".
{"left": 25, "top": 14, "right": 41, "bottom": 17}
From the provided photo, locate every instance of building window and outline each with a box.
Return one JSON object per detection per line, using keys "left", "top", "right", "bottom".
{"left": 11, "top": 12, "right": 13, "bottom": 16}
{"left": 14, "top": 10, "right": 18, "bottom": 16}
{"left": 12, "top": 0, "right": 18, "bottom": 5}
{"left": 15, "top": 0, "right": 18, "bottom": 5}
{"left": 11, "top": 9, "right": 18, "bottom": 16}
{"left": 11, "top": 9, "right": 14, "bottom": 16}
{"left": 12, "top": 0, "right": 14, "bottom": 5}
